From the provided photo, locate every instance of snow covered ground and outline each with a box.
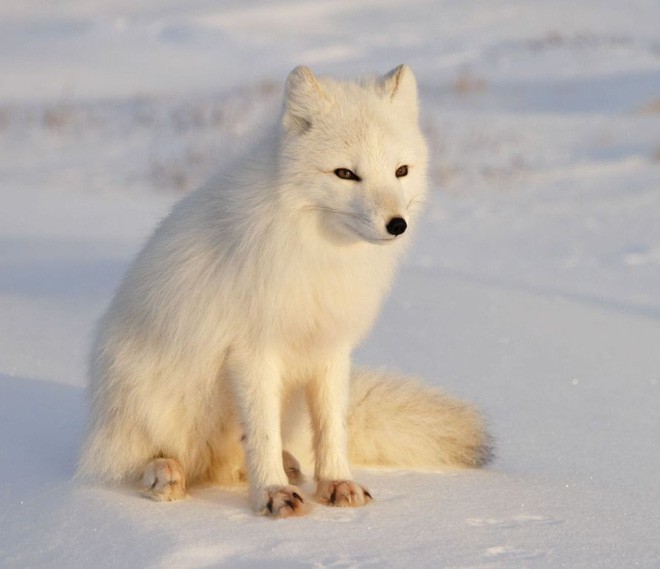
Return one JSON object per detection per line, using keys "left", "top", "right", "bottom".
{"left": 1, "top": 1, "right": 659, "bottom": 567}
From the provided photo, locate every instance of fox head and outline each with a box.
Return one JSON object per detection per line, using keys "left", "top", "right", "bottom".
{"left": 279, "top": 65, "right": 428, "bottom": 245}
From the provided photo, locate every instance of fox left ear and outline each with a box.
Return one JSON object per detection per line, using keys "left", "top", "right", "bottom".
{"left": 282, "top": 66, "right": 329, "bottom": 135}
{"left": 380, "top": 64, "right": 419, "bottom": 120}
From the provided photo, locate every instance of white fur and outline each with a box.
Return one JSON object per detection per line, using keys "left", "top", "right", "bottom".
{"left": 77, "top": 65, "right": 491, "bottom": 515}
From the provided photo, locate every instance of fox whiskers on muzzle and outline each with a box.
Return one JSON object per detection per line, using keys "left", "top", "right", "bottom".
{"left": 302, "top": 205, "right": 366, "bottom": 220}
{"left": 407, "top": 195, "right": 426, "bottom": 213}
{"left": 303, "top": 205, "right": 403, "bottom": 243}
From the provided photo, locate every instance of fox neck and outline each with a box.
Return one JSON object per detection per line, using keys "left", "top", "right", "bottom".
{"left": 272, "top": 198, "right": 406, "bottom": 352}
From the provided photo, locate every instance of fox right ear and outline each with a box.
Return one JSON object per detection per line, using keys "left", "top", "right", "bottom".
{"left": 282, "top": 66, "right": 328, "bottom": 135}
{"left": 380, "top": 64, "right": 419, "bottom": 122}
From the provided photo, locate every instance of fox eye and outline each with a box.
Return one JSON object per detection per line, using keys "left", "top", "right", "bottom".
{"left": 334, "top": 168, "right": 361, "bottom": 181}
{"left": 395, "top": 165, "right": 408, "bottom": 178}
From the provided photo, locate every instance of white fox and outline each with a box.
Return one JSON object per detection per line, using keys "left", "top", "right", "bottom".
{"left": 77, "top": 65, "right": 491, "bottom": 517}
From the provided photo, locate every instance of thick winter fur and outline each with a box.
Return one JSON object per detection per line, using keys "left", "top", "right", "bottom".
{"left": 77, "top": 65, "right": 491, "bottom": 516}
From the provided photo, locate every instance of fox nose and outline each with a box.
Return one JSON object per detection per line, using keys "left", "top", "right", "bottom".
{"left": 386, "top": 217, "right": 407, "bottom": 236}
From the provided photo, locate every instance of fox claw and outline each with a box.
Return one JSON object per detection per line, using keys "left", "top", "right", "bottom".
{"left": 316, "top": 480, "right": 373, "bottom": 508}
{"left": 259, "top": 485, "right": 307, "bottom": 518}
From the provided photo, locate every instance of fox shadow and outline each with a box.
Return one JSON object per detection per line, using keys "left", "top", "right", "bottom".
{"left": 0, "top": 374, "right": 205, "bottom": 568}
{"left": 0, "top": 374, "right": 85, "bottom": 494}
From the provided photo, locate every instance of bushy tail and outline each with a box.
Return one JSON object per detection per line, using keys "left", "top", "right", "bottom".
{"left": 347, "top": 368, "right": 493, "bottom": 470}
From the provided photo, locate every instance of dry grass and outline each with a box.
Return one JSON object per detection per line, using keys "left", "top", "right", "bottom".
{"left": 636, "top": 97, "right": 660, "bottom": 115}
{"left": 452, "top": 68, "right": 487, "bottom": 95}
{"left": 652, "top": 148, "right": 660, "bottom": 162}
{"left": 43, "top": 106, "right": 74, "bottom": 130}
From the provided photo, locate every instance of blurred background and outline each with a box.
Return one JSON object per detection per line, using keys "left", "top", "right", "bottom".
{"left": 1, "top": 0, "right": 659, "bottom": 315}
{"left": 1, "top": 3, "right": 659, "bottom": 566}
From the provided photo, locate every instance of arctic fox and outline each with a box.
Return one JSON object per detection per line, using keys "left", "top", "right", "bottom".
{"left": 78, "top": 65, "right": 491, "bottom": 517}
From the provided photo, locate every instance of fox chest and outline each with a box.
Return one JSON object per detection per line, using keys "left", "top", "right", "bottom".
{"left": 274, "top": 259, "right": 389, "bottom": 358}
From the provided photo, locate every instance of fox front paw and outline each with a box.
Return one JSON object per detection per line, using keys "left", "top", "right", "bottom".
{"left": 254, "top": 485, "right": 307, "bottom": 518}
{"left": 141, "top": 458, "right": 186, "bottom": 502}
{"left": 315, "top": 480, "right": 373, "bottom": 508}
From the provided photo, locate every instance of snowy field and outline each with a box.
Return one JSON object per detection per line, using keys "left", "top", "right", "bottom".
{"left": 1, "top": 1, "right": 659, "bottom": 567}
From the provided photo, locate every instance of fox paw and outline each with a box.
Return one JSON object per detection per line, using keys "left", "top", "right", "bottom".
{"left": 315, "top": 480, "right": 373, "bottom": 508}
{"left": 282, "top": 450, "right": 305, "bottom": 486}
{"left": 255, "top": 485, "right": 307, "bottom": 518}
{"left": 141, "top": 458, "right": 186, "bottom": 502}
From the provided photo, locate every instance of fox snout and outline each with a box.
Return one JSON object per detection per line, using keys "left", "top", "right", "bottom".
{"left": 386, "top": 217, "right": 407, "bottom": 236}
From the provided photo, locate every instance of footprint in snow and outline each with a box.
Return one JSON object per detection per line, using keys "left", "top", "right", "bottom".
{"left": 466, "top": 515, "right": 562, "bottom": 528}
{"left": 482, "top": 545, "right": 547, "bottom": 561}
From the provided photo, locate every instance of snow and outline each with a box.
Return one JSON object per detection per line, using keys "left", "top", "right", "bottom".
{"left": 1, "top": 0, "right": 659, "bottom": 567}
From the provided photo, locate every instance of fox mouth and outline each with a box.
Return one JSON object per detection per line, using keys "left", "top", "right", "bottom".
{"left": 342, "top": 221, "right": 398, "bottom": 244}
{"left": 330, "top": 210, "right": 398, "bottom": 243}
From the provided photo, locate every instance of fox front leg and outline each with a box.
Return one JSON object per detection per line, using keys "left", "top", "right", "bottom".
{"left": 307, "top": 351, "right": 373, "bottom": 508}
{"left": 228, "top": 349, "right": 307, "bottom": 517}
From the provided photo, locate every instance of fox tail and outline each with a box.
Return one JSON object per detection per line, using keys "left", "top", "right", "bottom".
{"left": 346, "top": 368, "right": 493, "bottom": 470}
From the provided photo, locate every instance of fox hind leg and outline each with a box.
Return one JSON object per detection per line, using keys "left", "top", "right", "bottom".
{"left": 282, "top": 450, "right": 304, "bottom": 485}
{"left": 139, "top": 451, "right": 301, "bottom": 504}
{"left": 141, "top": 457, "right": 186, "bottom": 501}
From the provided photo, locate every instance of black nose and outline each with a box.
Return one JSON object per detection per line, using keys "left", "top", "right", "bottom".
{"left": 386, "top": 217, "right": 407, "bottom": 236}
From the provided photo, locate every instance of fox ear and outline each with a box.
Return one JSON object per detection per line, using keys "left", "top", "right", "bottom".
{"left": 380, "top": 64, "right": 419, "bottom": 120}
{"left": 283, "top": 66, "right": 328, "bottom": 135}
